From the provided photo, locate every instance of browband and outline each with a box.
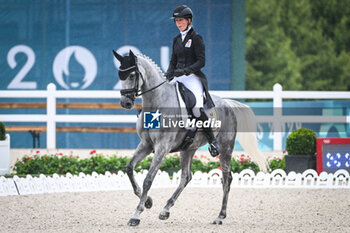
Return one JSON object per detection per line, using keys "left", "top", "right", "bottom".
{"left": 119, "top": 65, "right": 136, "bottom": 72}
{"left": 119, "top": 66, "right": 136, "bottom": 80}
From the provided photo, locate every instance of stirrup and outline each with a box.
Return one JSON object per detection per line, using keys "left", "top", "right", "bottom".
{"left": 208, "top": 141, "right": 220, "bottom": 157}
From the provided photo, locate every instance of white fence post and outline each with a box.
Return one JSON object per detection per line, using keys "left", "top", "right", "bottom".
{"left": 273, "top": 83, "right": 283, "bottom": 151}
{"left": 46, "top": 83, "right": 56, "bottom": 149}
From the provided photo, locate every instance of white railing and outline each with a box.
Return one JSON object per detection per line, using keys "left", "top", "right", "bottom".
{"left": 0, "top": 83, "right": 349, "bottom": 150}
{"left": 1, "top": 169, "right": 349, "bottom": 196}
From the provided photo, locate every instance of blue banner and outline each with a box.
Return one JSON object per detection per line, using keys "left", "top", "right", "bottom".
{"left": 0, "top": 0, "right": 232, "bottom": 91}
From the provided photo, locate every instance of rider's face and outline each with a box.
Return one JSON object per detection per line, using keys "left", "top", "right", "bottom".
{"left": 175, "top": 18, "right": 190, "bottom": 32}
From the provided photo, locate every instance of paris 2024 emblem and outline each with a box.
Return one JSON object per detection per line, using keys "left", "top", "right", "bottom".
{"left": 53, "top": 46, "right": 97, "bottom": 89}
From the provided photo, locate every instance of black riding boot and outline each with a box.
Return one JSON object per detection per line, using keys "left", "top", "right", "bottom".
{"left": 198, "top": 108, "right": 220, "bottom": 157}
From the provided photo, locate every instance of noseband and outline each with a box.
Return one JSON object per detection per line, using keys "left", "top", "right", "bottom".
{"left": 119, "top": 59, "right": 166, "bottom": 100}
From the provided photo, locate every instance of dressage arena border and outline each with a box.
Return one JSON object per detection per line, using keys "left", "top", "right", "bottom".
{"left": 1, "top": 169, "right": 349, "bottom": 196}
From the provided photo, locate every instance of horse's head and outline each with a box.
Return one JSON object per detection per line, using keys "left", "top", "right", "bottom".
{"left": 113, "top": 50, "right": 144, "bottom": 109}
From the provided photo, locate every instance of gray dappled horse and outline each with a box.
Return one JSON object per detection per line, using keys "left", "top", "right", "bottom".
{"left": 113, "top": 50, "right": 268, "bottom": 226}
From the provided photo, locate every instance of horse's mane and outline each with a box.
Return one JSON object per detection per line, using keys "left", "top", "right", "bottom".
{"left": 136, "top": 54, "right": 165, "bottom": 79}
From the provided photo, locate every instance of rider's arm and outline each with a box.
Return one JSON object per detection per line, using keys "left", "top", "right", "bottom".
{"left": 165, "top": 37, "right": 178, "bottom": 78}
{"left": 184, "top": 34, "right": 205, "bottom": 75}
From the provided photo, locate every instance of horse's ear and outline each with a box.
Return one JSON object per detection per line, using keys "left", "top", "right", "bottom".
{"left": 113, "top": 50, "right": 123, "bottom": 62}
{"left": 129, "top": 50, "right": 136, "bottom": 63}
{"left": 129, "top": 50, "right": 135, "bottom": 57}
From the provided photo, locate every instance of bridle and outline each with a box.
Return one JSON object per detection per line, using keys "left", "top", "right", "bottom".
{"left": 119, "top": 58, "right": 166, "bottom": 100}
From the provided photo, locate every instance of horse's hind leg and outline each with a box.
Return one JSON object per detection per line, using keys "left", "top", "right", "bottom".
{"left": 213, "top": 146, "right": 233, "bottom": 225}
{"left": 159, "top": 149, "right": 195, "bottom": 220}
{"left": 126, "top": 141, "right": 153, "bottom": 201}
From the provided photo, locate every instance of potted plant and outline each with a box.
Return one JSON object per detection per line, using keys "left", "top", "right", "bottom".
{"left": 0, "top": 122, "right": 10, "bottom": 175}
{"left": 285, "top": 128, "right": 317, "bottom": 174}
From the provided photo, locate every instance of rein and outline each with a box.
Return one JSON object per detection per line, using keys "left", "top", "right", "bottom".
{"left": 136, "top": 79, "right": 167, "bottom": 97}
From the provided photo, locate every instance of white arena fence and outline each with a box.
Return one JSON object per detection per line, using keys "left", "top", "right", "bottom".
{"left": 0, "top": 83, "right": 349, "bottom": 151}
{"left": 1, "top": 169, "right": 349, "bottom": 196}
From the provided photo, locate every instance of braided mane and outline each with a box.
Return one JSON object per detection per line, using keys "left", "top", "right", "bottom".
{"left": 136, "top": 54, "right": 165, "bottom": 79}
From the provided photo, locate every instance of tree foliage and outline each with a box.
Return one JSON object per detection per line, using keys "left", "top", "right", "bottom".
{"left": 246, "top": 0, "right": 350, "bottom": 91}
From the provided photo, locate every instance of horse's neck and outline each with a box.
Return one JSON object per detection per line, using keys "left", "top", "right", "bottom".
{"left": 138, "top": 57, "right": 177, "bottom": 109}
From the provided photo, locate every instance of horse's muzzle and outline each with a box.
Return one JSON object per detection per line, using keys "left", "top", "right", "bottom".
{"left": 121, "top": 95, "right": 135, "bottom": 109}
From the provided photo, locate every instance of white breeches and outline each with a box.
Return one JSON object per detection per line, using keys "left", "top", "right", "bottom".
{"left": 173, "top": 74, "right": 204, "bottom": 117}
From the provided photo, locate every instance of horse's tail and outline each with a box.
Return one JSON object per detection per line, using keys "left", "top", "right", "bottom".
{"left": 224, "top": 99, "right": 269, "bottom": 172}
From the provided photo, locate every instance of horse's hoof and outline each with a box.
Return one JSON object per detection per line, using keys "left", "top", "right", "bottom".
{"left": 212, "top": 219, "right": 223, "bottom": 225}
{"left": 145, "top": 196, "right": 153, "bottom": 209}
{"left": 127, "top": 218, "right": 140, "bottom": 226}
{"left": 159, "top": 211, "right": 170, "bottom": 220}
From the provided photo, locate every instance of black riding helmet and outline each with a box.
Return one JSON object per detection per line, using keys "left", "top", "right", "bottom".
{"left": 172, "top": 5, "right": 193, "bottom": 20}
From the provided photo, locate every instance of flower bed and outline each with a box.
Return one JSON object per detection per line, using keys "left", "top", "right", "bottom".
{"left": 12, "top": 150, "right": 285, "bottom": 176}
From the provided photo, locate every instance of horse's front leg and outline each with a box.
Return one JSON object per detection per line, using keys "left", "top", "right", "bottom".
{"left": 126, "top": 141, "right": 153, "bottom": 200}
{"left": 159, "top": 149, "right": 195, "bottom": 220}
{"left": 128, "top": 146, "right": 168, "bottom": 226}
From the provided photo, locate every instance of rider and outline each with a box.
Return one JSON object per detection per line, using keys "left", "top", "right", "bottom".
{"left": 165, "top": 5, "right": 220, "bottom": 157}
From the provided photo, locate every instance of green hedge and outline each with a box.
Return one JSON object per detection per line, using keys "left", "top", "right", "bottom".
{"left": 12, "top": 153, "right": 284, "bottom": 176}
{"left": 286, "top": 128, "right": 317, "bottom": 155}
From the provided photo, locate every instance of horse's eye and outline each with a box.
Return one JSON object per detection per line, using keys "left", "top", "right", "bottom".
{"left": 129, "top": 72, "right": 136, "bottom": 79}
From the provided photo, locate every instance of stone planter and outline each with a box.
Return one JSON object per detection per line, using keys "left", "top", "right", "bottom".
{"left": 0, "top": 134, "right": 10, "bottom": 175}
{"left": 285, "top": 154, "right": 316, "bottom": 174}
